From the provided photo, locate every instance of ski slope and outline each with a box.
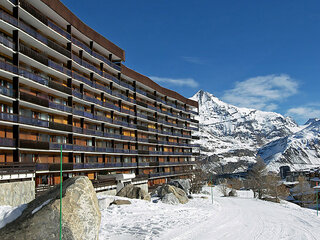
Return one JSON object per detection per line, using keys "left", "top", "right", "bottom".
{"left": 1, "top": 188, "right": 320, "bottom": 239}
{"left": 99, "top": 188, "right": 320, "bottom": 240}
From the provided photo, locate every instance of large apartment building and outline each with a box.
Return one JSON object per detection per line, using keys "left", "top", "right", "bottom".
{"left": 0, "top": 0, "right": 199, "bottom": 190}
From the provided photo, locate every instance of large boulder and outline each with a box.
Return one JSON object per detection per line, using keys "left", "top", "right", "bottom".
{"left": 169, "top": 179, "right": 191, "bottom": 195}
{"left": 158, "top": 184, "right": 188, "bottom": 204}
{"left": 116, "top": 184, "right": 151, "bottom": 201}
{"left": 162, "top": 193, "right": 179, "bottom": 205}
{"left": 0, "top": 176, "right": 101, "bottom": 240}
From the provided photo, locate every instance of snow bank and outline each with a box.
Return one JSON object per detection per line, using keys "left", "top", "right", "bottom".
{"left": 99, "top": 187, "right": 320, "bottom": 240}
{"left": 0, "top": 204, "right": 27, "bottom": 229}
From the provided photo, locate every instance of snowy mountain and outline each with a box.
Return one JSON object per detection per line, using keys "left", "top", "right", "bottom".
{"left": 258, "top": 119, "right": 320, "bottom": 172}
{"left": 190, "top": 90, "right": 301, "bottom": 173}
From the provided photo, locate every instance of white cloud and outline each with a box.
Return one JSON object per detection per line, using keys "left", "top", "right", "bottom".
{"left": 286, "top": 104, "right": 320, "bottom": 124}
{"left": 222, "top": 74, "right": 299, "bottom": 111}
{"left": 181, "top": 56, "right": 204, "bottom": 65}
{"left": 150, "top": 76, "right": 199, "bottom": 88}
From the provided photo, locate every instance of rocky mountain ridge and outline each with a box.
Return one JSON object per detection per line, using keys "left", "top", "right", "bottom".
{"left": 190, "top": 90, "right": 307, "bottom": 173}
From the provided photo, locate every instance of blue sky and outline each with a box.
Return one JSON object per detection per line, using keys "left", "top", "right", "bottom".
{"left": 61, "top": 0, "right": 320, "bottom": 124}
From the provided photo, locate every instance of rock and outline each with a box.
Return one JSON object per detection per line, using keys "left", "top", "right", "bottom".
{"left": 201, "top": 190, "right": 210, "bottom": 195}
{"left": 162, "top": 193, "right": 179, "bottom": 205}
{"left": 228, "top": 189, "right": 237, "bottom": 197}
{"left": 0, "top": 176, "right": 101, "bottom": 240}
{"left": 169, "top": 179, "right": 191, "bottom": 195}
{"left": 112, "top": 199, "right": 131, "bottom": 205}
{"left": 151, "top": 186, "right": 162, "bottom": 197}
{"left": 200, "top": 196, "right": 208, "bottom": 199}
{"left": 187, "top": 195, "right": 194, "bottom": 199}
{"left": 98, "top": 197, "right": 114, "bottom": 210}
{"left": 116, "top": 184, "right": 151, "bottom": 201}
{"left": 158, "top": 184, "right": 188, "bottom": 204}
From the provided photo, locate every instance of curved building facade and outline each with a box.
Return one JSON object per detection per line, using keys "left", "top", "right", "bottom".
{"left": 0, "top": 0, "right": 199, "bottom": 191}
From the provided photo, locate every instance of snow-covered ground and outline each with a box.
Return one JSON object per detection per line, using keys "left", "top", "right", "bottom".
{"left": 99, "top": 187, "right": 320, "bottom": 240}
{"left": 1, "top": 187, "right": 320, "bottom": 239}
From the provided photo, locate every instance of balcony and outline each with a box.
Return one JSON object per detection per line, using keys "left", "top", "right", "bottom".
{"left": 19, "top": 68, "right": 48, "bottom": 85}
{"left": 49, "top": 142, "right": 73, "bottom": 151}
{"left": 48, "top": 60, "right": 71, "bottom": 76}
{"left": 48, "top": 80, "right": 72, "bottom": 95}
{"left": 73, "top": 145, "right": 95, "bottom": 152}
{"left": 0, "top": 35, "right": 15, "bottom": 49}
{"left": 49, "top": 122, "right": 72, "bottom": 132}
{"left": 72, "top": 72, "right": 92, "bottom": 86}
{"left": 122, "top": 162, "right": 137, "bottom": 167}
{"left": 20, "top": 139, "right": 49, "bottom": 149}
{"left": 0, "top": 10, "right": 18, "bottom": 27}
{"left": 0, "top": 162, "right": 35, "bottom": 175}
{"left": 94, "top": 115, "right": 112, "bottom": 123}
{"left": 19, "top": 43, "right": 48, "bottom": 66}
{"left": 0, "top": 59, "right": 18, "bottom": 75}
{"left": 71, "top": 37, "right": 121, "bottom": 71}
{"left": 20, "top": 92, "right": 49, "bottom": 107}
{"left": 47, "top": 20, "right": 71, "bottom": 40}
{"left": 0, "top": 137, "right": 15, "bottom": 147}
{"left": 20, "top": 0, "right": 48, "bottom": 25}
{"left": 0, "top": 112, "right": 18, "bottom": 122}
{"left": 72, "top": 37, "right": 91, "bottom": 53}
{"left": 19, "top": 116, "right": 49, "bottom": 128}
{"left": 121, "top": 135, "right": 135, "bottom": 141}
{"left": 94, "top": 83, "right": 112, "bottom": 95}
{"left": 0, "top": 86, "right": 14, "bottom": 98}
{"left": 83, "top": 94, "right": 102, "bottom": 105}
{"left": 137, "top": 125, "right": 148, "bottom": 131}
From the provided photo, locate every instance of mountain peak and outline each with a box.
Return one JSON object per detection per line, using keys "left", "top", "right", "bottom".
{"left": 190, "top": 90, "right": 301, "bottom": 173}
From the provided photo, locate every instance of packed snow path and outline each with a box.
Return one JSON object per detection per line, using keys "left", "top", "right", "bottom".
{"left": 99, "top": 189, "right": 320, "bottom": 240}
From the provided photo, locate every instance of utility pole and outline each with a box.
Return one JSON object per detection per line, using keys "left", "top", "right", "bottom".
{"left": 60, "top": 145, "right": 62, "bottom": 240}
{"left": 211, "top": 174, "right": 213, "bottom": 204}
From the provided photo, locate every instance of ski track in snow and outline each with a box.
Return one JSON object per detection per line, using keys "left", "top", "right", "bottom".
{"left": 98, "top": 188, "right": 320, "bottom": 240}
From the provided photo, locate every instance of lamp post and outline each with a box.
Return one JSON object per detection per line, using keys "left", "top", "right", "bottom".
{"left": 60, "top": 145, "right": 62, "bottom": 239}
{"left": 211, "top": 174, "right": 213, "bottom": 204}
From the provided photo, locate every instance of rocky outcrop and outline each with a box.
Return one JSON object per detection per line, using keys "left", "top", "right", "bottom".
{"left": 116, "top": 184, "right": 151, "bottom": 201}
{"left": 158, "top": 184, "right": 188, "bottom": 204}
{"left": 0, "top": 176, "right": 101, "bottom": 240}
{"left": 112, "top": 199, "right": 131, "bottom": 205}
{"left": 169, "top": 179, "right": 191, "bottom": 195}
{"left": 162, "top": 193, "right": 179, "bottom": 205}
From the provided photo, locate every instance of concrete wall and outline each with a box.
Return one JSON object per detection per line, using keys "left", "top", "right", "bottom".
{"left": 0, "top": 181, "right": 35, "bottom": 207}
{"left": 96, "top": 189, "right": 117, "bottom": 197}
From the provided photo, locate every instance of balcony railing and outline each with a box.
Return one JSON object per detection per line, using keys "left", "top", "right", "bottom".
{"left": 48, "top": 60, "right": 71, "bottom": 76}
{"left": 0, "top": 137, "right": 15, "bottom": 147}
{"left": 72, "top": 72, "right": 92, "bottom": 86}
{"left": 0, "top": 162, "right": 35, "bottom": 175}
{"left": 49, "top": 101, "right": 72, "bottom": 113}
{"left": 0, "top": 10, "right": 18, "bottom": 27}
{"left": 72, "top": 37, "right": 121, "bottom": 71}
{"left": 48, "top": 20, "right": 71, "bottom": 40}
{"left": 19, "top": 68, "right": 48, "bottom": 85}
{"left": 20, "top": 0, "right": 48, "bottom": 25}
{"left": 0, "top": 86, "right": 14, "bottom": 97}
{"left": 0, "top": 35, "right": 15, "bottom": 49}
